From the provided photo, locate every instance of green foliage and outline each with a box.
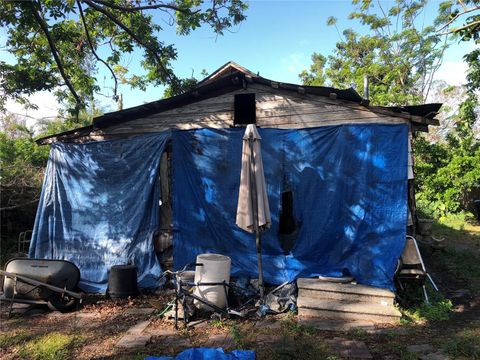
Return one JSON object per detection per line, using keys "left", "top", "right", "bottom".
{"left": 437, "top": 0, "right": 479, "bottom": 43}
{"left": 0, "top": 115, "right": 50, "bottom": 212}
{"left": 414, "top": 91, "right": 479, "bottom": 217}
{"left": 210, "top": 318, "right": 229, "bottom": 329}
{"left": 0, "top": 111, "right": 93, "bottom": 211}
{"left": 414, "top": 1, "right": 480, "bottom": 218}
{"left": 0, "top": 1, "right": 247, "bottom": 111}
{"left": 444, "top": 327, "right": 480, "bottom": 359}
{"left": 19, "top": 332, "right": 82, "bottom": 360}
{"left": 435, "top": 246, "right": 480, "bottom": 282}
{"left": 414, "top": 299, "right": 453, "bottom": 321}
{"left": 0, "top": 331, "right": 32, "bottom": 349}
{"left": 299, "top": 53, "right": 327, "bottom": 86}
{"left": 300, "top": 0, "right": 449, "bottom": 106}
{"left": 163, "top": 77, "right": 199, "bottom": 98}
{"left": 0, "top": 110, "right": 96, "bottom": 260}
{"left": 402, "top": 298, "right": 453, "bottom": 322}
{"left": 229, "top": 323, "right": 248, "bottom": 349}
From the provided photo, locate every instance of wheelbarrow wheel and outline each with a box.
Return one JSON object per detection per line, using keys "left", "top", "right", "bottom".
{"left": 47, "top": 294, "right": 78, "bottom": 313}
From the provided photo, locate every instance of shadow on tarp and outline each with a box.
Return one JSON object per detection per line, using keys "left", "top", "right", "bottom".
{"left": 29, "top": 133, "right": 170, "bottom": 293}
{"left": 172, "top": 125, "right": 408, "bottom": 290}
{"left": 145, "top": 348, "right": 255, "bottom": 360}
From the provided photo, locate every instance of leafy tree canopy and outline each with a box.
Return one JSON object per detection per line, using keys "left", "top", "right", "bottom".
{"left": 300, "top": 0, "right": 450, "bottom": 106}
{"left": 437, "top": 0, "right": 479, "bottom": 42}
{"left": 414, "top": 0, "right": 480, "bottom": 218}
{"left": 0, "top": 0, "right": 247, "bottom": 115}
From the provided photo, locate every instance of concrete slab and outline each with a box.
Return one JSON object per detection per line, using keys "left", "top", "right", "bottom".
{"left": 187, "top": 319, "right": 209, "bottom": 329}
{"left": 124, "top": 307, "right": 156, "bottom": 316}
{"left": 255, "top": 334, "right": 284, "bottom": 345}
{"left": 116, "top": 334, "right": 152, "bottom": 349}
{"left": 255, "top": 319, "right": 283, "bottom": 329}
{"left": 127, "top": 320, "right": 152, "bottom": 334}
{"left": 204, "top": 333, "right": 228, "bottom": 348}
{"left": 326, "top": 337, "right": 373, "bottom": 359}
{"left": 148, "top": 327, "right": 176, "bottom": 336}
{"left": 222, "top": 334, "right": 235, "bottom": 349}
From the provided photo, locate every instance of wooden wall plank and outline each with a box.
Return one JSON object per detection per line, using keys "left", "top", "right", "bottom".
{"left": 97, "top": 84, "right": 410, "bottom": 136}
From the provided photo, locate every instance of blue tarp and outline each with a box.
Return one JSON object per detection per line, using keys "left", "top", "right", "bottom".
{"left": 29, "top": 133, "right": 170, "bottom": 293}
{"left": 145, "top": 348, "right": 255, "bottom": 360}
{"left": 172, "top": 125, "right": 408, "bottom": 290}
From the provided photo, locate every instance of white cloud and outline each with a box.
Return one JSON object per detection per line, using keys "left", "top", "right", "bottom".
{"left": 281, "top": 52, "right": 309, "bottom": 75}
{"left": 434, "top": 60, "right": 468, "bottom": 86}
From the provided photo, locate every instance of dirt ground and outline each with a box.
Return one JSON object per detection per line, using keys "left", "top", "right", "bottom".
{"left": 1, "top": 221, "right": 480, "bottom": 359}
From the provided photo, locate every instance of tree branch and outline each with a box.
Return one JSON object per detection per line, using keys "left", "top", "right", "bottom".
{"left": 76, "top": 0, "right": 118, "bottom": 101}
{"left": 0, "top": 198, "right": 39, "bottom": 212}
{"left": 89, "top": 0, "right": 199, "bottom": 15}
{"left": 30, "top": 1, "right": 83, "bottom": 106}
{"left": 439, "top": 19, "right": 480, "bottom": 35}
{"left": 437, "top": 5, "right": 480, "bottom": 32}
{"left": 81, "top": 0, "right": 179, "bottom": 88}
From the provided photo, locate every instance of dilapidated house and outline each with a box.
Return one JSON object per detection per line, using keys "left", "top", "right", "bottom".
{"left": 31, "top": 62, "right": 440, "bottom": 294}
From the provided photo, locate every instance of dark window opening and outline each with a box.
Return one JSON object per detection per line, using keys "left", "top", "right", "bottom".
{"left": 279, "top": 190, "right": 297, "bottom": 254}
{"left": 234, "top": 93, "right": 256, "bottom": 125}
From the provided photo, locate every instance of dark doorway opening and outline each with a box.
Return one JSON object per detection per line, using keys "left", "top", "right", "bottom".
{"left": 279, "top": 190, "right": 297, "bottom": 254}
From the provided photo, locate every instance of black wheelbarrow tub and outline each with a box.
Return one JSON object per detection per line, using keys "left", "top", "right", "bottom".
{"left": 1, "top": 258, "right": 81, "bottom": 312}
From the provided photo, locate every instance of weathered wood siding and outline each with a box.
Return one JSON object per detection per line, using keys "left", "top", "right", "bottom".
{"left": 98, "top": 84, "right": 407, "bottom": 137}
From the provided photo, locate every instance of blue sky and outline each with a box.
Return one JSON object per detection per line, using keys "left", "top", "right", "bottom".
{"left": 1, "top": 0, "right": 475, "bottom": 123}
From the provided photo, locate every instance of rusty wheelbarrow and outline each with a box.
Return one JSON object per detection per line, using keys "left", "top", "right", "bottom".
{"left": 0, "top": 258, "right": 83, "bottom": 315}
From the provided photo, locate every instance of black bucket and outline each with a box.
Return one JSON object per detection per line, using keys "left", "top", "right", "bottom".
{"left": 108, "top": 265, "right": 138, "bottom": 299}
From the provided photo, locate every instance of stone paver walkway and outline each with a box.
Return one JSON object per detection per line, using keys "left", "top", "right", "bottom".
{"left": 326, "top": 337, "right": 373, "bottom": 359}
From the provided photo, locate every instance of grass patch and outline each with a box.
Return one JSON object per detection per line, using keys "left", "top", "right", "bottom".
{"left": 434, "top": 247, "right": 480, "bottom": 279}
{"left": 19, "top": 332, "right": 83, "bottom": 360}
{"left": 444, "top": 326, "right": 480, "bottom": 359}
{"left": 432, "top": 246, "right": 480, "bottom": 295}
{"left": 431, "top": 213, "right": 480, "bottom": 247}
{"left": 256, "top": 333, "right": 332, "bottom": 360}
{"left": 0, "top": 330, "right": 32, "bottom": 349}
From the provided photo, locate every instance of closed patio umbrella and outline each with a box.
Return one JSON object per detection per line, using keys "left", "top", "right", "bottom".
{"left": 236, "top": 124, "right": 271, "bottom": 299}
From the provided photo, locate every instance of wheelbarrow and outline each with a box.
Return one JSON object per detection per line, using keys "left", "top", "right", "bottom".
{"left": 0, "top": 258, "right": 83, "bottom": 315}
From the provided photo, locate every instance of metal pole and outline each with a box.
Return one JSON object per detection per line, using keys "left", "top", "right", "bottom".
{"left": 248, "top": 134, "right": 264, "bottom": 300}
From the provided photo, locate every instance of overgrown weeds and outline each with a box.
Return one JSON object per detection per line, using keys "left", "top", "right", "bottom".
{"left": 399, "top": 285, "right": 453, "bottom": 323}
{"left": 229, "top": 323, "right": 248, "bottom": 349}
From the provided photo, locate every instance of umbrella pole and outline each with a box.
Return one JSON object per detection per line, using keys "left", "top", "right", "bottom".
{"left": 256, "top": 232, "right": 264, "bottom": 300}
{"left": 248, "top": 135, "right": 265, "bottom": 301}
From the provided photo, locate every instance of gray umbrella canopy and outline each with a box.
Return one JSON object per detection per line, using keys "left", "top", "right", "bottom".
{"left": 236, "top": 124, "right": 271, "bottom": 299}
{"left": 236, "top": 124, "right": 271, "bottom": 232}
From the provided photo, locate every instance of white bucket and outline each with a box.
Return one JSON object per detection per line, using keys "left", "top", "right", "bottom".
{"left": 194, "top": 253, "right": 231, "bottom": 310}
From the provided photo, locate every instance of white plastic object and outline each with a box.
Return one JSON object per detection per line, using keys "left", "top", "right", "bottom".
{"left": 193, "top": 253, "right": 231, "bottom": 310}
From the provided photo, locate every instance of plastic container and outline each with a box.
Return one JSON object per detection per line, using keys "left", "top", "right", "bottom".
{"left": 193, "top": 254, "right": 231, "bottom": 310}
{"left": 417, "top": 218, "right": 434, "bottom": 236}
{"left": 108, "top": 265, "right": 138, "bottom": 299}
